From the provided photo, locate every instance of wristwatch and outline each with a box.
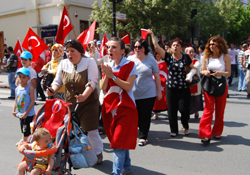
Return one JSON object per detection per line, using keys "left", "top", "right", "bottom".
{"left": 112, "top": 75, "right": 117, "bottom": 81}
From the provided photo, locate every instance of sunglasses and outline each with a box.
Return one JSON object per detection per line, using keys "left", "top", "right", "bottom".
{"left": 64, "top": 39, "right": 77, "bottom": 46}
{"left": 209, "top": 43, "right": 216, "bottom": 46}
{"left": 134, "top": 45, "right": 143, "bottom": 49}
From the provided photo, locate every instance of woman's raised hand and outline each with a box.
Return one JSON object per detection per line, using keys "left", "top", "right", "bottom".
{"left": 101, "top": 64, "right": 113, "bottom": 78}
{"left": 147, "top": 29, "right": 153, "bottom": 35}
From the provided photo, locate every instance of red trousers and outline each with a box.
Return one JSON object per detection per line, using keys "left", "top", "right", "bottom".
{"left": 199, "top": 84, "right": 228, "bottom": 138}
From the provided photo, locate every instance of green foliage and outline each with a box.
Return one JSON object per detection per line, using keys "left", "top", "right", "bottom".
{"left": 90, "top": 0, "right": 193, "bottom": 39}
{"left": 193, "top": 0, "right": 227, "bottom": 42}
{"left": 216, "top": 0, "right": 250, "bottom": 44}
{"left": 90, "top": 0, "right": 250, "bottom": 44}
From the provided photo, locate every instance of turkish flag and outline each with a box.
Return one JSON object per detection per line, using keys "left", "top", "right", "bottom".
{"left": 141, "top": 28, "right": 148, "bottom": 39}
{"left": 43, "top": 99, "right": 71, "bottom": 138}
{"left": 122, "top": 34, "right": 130, "bottom": 45}
{"left": 22, "top": 28, "right": 49, "bottom": 62}
{"left": 13, "top": 39, "right": 23, "bottom": 68}
{"left": 102, "top": 61, "right": 138, "bottom": 149}
{"left": 77, "top": 20, "right": 96, "bottom": 50}
{"left": 55, "top": 6, "right": 74, "bottom": 45}
{"left": 153, "top": 61, "right": 168, "bottom": 111}
{"left": 99, "top": 32, "right": 109, "bottom": 58}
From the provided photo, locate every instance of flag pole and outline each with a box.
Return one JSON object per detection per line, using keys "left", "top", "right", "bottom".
{"left": 64, "top": 5, "right": 77, "bottom": 39}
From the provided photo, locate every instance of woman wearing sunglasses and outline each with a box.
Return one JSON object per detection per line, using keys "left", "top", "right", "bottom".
{"left": 199, "top": 36, "right": 231, "bottom": 145}
{"left": 46, "top": 40, "right": 103, "bottom": 164}
{"left": 148, "top": 29, "right": 196, "bottom": 137}
{"left": 127, "top": 38, "right": 162, "bottom": 146}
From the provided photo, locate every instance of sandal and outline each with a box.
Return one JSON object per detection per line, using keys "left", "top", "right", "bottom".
{"left": 183, "top": 128, "right": 189, "bottom": 135}
{"left": 201, "top": 138, "right": 211, "bottom": 145}
{"left": 214, "top": 135, "right": 221, "bottom": 140}
{"left": 194, "top": 113, "right": 199, "bottom": 119}
{"left": 170, "top": 133, "right": 177, "bottom": 137}
{"left": 138, "top": 140, "right": 147, "bottom": 146}
{"left": 151, "top": 113, "right": 158, "bottom": 120}
{"left": 16, "top": 139, "right": 24, "bottom": 146}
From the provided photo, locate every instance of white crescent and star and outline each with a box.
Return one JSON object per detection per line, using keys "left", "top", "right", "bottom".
{"left": 83, "top": 31, "right": 90, "bottom": 45}
{"left": 63, "top": 15, "right": 70, "bottom": 30}
{"left": 28, "top": 36, "right": 40, "bottom": 50}
{"left": 52, "top": 100, "right": 62, "bottom": 114}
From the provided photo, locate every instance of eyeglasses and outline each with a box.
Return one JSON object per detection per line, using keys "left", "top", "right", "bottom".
{"left": 64, "top": 39, "right": 77, "bottom": 46}
{"left": 134, "top": 45, "right": 143, "bottom": 49}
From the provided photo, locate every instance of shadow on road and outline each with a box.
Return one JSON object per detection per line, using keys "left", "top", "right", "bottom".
{"left": 90, "top": 159, "right": 166, "bottom": 175}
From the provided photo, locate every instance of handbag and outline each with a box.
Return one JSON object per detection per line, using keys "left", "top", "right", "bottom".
{"left": 41, "top": 63, "right": 54, "bottom": 91}
{"left": 68, "top": 122, "right": 98, "bottom": 169}
{"left": 41, "top": 73, "right": 54, "bottom": 91}
{"left": 185, "top": 66, "right": 200, "bottom": 86}
{"left": 201, "top": 75, "right": 226, "bottom": 97}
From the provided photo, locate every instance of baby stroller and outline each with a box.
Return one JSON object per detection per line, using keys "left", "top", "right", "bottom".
{"left": 17, "top": 99, "right": 97, "bottom": 175}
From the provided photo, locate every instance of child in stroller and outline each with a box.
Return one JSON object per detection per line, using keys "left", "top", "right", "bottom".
{"left": 17, "top": 128, "right": 55, "bottom": 175}
{"left": 16, "top": 98, "right": 97, "bottom": 175}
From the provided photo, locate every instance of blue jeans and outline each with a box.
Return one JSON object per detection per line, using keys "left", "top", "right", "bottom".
{"left": 228, "top": 64, "right": 237, "bottom": 85}
{"left": 238, "top": 66, "right": 247, "bottom": 91}
{"left": 8, "top": 72, "right": 16, "bottom": 97}
{"left": 111, "top": 149, "right": 131, "bottom": 175}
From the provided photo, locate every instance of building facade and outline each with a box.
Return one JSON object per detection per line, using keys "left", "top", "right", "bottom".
{"left": 0, "top": 0, "right": 103, "bottom": 61}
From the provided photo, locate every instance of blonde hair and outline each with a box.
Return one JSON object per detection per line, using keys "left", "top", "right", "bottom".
{"left": 185, "top": 47, "right": 194, "bottom": 54}
{"left": 33, "top": 128, "right": 51, "bottom": 142}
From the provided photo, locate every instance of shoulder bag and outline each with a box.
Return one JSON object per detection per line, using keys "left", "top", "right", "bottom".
{"left": 200, "top": 59, "right": 226, "bottom": 96}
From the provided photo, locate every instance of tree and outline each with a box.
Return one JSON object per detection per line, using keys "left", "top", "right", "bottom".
{"left": 90, "top": 0, "right": 193, "bottom": 39}
{"left": 192, "top": 0, "right": 227, "bottom": 42}
{"left": 224, "top": 4, "right": 250, "bottom": 44}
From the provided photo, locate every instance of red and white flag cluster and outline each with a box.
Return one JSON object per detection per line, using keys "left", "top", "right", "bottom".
{"left": 22, "top": 28, "right": 49, "bottom": 62}
{"left": 77, "top": 20, "right": 97, "bottom": 50}
{"left": 13, "top": 39, "right": 23, "bottom": 68}
{"left": 55, "top": 6, "right": 74, "bottom": 45}
{"left": 99, "top": 32, "right": 109, "bottom": 58}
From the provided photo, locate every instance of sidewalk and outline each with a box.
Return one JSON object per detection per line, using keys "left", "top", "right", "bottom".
{"left": 0, "top": 66, "right": 9, "bottom": 88}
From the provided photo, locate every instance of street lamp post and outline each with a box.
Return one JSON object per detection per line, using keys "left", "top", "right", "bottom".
{"left": 112, "top": 0, "right": 116, "bottom": 37}
{"left": 110, "top": 0, "right": 123, "bottom": 37}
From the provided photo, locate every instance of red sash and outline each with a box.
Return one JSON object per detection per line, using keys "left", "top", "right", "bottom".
{"left": 190, "top": 59, "right": 198, "bottom": 94}
{"left": 102, "top": 61, "right": 138, "bottom": 149}
{"left": 153, "top": 61, "right": 168, "bottom": 111}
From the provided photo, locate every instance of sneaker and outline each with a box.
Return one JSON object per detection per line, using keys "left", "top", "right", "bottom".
{"left": 96, "top": 152, "right": 103, "bottom": 165}
{"left": 121, "top": 168, "right": 131, "bottom": 175}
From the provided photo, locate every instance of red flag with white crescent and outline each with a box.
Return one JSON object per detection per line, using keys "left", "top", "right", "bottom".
{"left": 190, "top": 59, "right": 198, "bottom": 94}
{"left": 141, "top": 28, "right": 148, "bottom": 39}
{"left": 153, "top": 61, "right": 168, "bottom": 111}
{"left": 13, "top": 39, "right": 23, "bottom": 68}
{"left": 55, "top": 5, "right": 74, "bottom": 45}
{"left": 122, "top": 34, "right": 131, "bottom": 45}
{"left": 102, "top": 61, "right": 138, "bottom": 149}
{"left": 99, "top": 32, "right": 109, "bottom": 58}
{"left": 77, "top": 20, "right": 96, "bottom": 50}
{"left": 22, "top": 28, "right": 49, "bottom": 62}
{"left": 43, "top": 99, "right": 71, "bottom": 138}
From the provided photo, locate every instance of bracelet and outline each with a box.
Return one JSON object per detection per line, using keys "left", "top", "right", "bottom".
{"left": 112, "top": 75, "right": 117, "bottom": 81}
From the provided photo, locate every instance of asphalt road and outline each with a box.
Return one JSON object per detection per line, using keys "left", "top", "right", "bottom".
{"left": 0, "top": 79, "right": 250, "bottom": 175}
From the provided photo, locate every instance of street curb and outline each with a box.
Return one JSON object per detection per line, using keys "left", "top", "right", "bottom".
{"left": 0, "top": 85, "right": 10, "bottom": 89}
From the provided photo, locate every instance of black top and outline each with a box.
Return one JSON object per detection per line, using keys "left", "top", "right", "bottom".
{"left": 7, "top": 52, "right": 18, "bottom": 72}
{"left": 164, "top": 52, "right": 192, "bottom": 89}
{"left": 4, "top": 49, "right": 10, "bottom": 58}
